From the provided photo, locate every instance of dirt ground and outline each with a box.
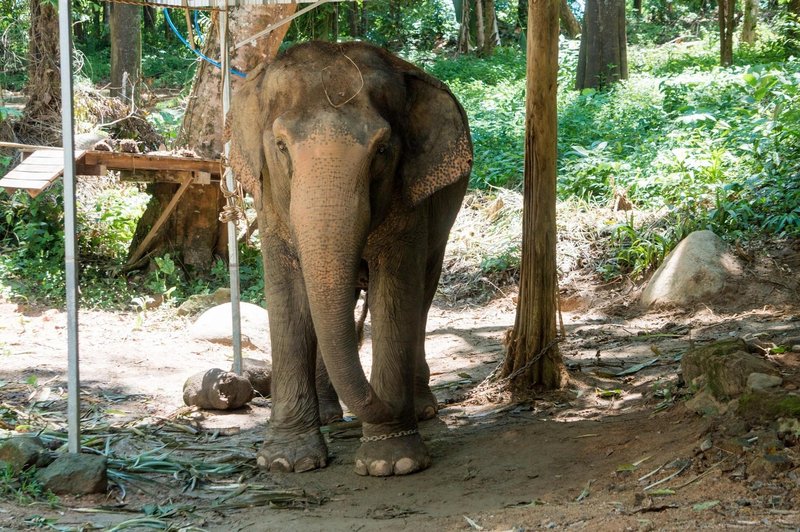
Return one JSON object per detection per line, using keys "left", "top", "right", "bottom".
{"left": 1, "top": 238, "right": 799, "bottom": 531}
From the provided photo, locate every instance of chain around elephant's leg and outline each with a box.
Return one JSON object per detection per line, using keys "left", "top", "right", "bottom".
{"left": 354, "top": 429, "right": 430, "bottom": 476}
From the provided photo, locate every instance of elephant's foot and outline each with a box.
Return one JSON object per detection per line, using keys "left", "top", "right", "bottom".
{"left": 319, "top": 399, "right": 344, "bottom": 425}
{"left": 257, "top": 428, "right": 328, "bottom": 473}
{"left": 415, "top": 386, "right": 439, "bottom": 421}
{"left": 354, "top": 432, "right": 431, "bottom": 476}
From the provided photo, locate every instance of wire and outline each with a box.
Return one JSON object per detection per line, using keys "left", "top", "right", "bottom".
{"left": 162, "top": 8, "right": 246, "bottom": 78}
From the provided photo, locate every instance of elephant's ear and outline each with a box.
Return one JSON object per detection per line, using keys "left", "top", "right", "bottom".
{"left": 398, "top": 66, "right": 473, "bottom": 207}
{"left": 227, "top": 67, "right": 268, "bottom": 205}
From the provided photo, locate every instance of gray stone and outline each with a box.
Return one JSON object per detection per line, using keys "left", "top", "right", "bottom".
{"left": 0, "top": 437, "right": 51, "bottom": 473}
{"left": 177, "top": 288, "right": 231, "bottom": 316}
{"left": 232, "top": 358, "right": 272, "bottom": 397}
{"left": 190, "top": 302, "right": 269, "bottom": 349}
{"left": 681, "top": 339, "right": 777, "bottom": 400}
{"left": 36, "top": 453, "right": 107, "bottom": 495}
{"left": 641, "top": 230, "right": 742, "bottom": 307}
{"left": 747, "top": 372, "right": 783, "bottom": 392}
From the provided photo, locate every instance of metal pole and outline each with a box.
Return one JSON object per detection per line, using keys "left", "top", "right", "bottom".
{"left": 220, "top": 4, "right": 243, "bottom": 375}
{"left": 58, "top": 0, "right": 81, "bottom": 453}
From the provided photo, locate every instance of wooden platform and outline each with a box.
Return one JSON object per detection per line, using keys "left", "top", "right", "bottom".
{"left": 0, "top": 149, "right": 223, "bottom": 197}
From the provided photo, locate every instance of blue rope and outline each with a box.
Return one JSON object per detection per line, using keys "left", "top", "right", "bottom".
{"left": 163, "top": 8, "right": 246, "bottom": 78}
{"left": 193, "top": 10, "right": 204, "bottom": 45}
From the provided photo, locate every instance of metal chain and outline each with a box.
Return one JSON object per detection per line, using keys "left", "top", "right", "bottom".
{"left": 360, "top": 428, "right": 418, "bottom": 443}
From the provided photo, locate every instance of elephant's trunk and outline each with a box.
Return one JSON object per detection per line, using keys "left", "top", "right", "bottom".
{"left": 289, "top": 145, "right": 395, "bottom": 425}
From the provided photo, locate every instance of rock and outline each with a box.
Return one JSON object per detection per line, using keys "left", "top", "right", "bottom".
{"left": 189, "top": 302, "right": 269, "bottom": 349}
{"left": 685, "top": 389, "right": 725, "bottom": 416}
{"left": 738, "top": 390, "right": 800, "bottom": 424}
{"left": 183, "top": 368, "right": 254, "bottom": 410}
{"left": 177, "top": 288, "right": 231, "bottom": 316}
{"left": 777, "top": 418, "right": 800, "bottom": 446}
{"left": 232, "top": 358, "right": 272, "bottom": 397}
{"left": 0, "top": 437, "right": 52, "bottom": 473}
{"left": 747, "top": 372, "right": 783, "bottom": 392}
{"left": 681, "top": 339, "right": 777, "bottom": 400}
{"left": 747, "top": 452, "right": 793, "bottom": 479}
{"left": 36, "top": 453, "right": 107, "bottom": 495}
{"left": 641, "top": 230, "right": 742, "bottom": 308}
{"left": 792, "top": 345, "right": 800, "bottom": 353}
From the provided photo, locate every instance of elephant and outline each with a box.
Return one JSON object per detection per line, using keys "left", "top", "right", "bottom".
{"left": 228, "top": 41, "right": 472, "bottom": 477}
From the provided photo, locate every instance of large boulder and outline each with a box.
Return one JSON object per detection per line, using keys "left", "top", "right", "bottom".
{"left": 641, "top": 230, "right": 742, "bottom": 308}
{"left": 190, "top": 302, "right": 269, "bottom": 349}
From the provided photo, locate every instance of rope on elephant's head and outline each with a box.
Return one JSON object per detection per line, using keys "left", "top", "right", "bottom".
{"left": 321, "top": 50, "right": 365, "bottom": 109}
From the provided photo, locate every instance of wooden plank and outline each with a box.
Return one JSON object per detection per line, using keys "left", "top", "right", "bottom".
{"left": 83, "top": 151, "right": 221, "bottom": 174}
{"left": 5, "top": 164, "right": 65, "bottom": 174}
{"left": 0, "top": 177, "right": 56, "bottom": 189}
{"left": 0, "top": 149, "right": 86, "bottom": 196}
{"left": 125, "top": 175, "right": 194, "bottom": 268}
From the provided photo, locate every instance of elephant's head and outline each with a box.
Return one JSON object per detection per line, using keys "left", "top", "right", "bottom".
{"left": 229, "top": 41, "right": 472, "bottom": 424}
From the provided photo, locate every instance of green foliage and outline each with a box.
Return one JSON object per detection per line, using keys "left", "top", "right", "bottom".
{"left": 429, "top": 47, "right": 527, "bottom": 188}
{"left": 0, "top": 463, "right": 58, "bottom": 506}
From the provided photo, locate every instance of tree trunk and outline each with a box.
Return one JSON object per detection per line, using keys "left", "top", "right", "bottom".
{"left": 789, "top": 0, "right": 800, "bottom": 53}
{"left": 718, "top": 0, "right": 735, "bottom": 66}
{"left": 476, "top": 0, "right": 485, "bottom": 50}
{"left": 575, "top": 0, "right": 628, "bottom": 90}
{"left": 501, "top": 0, "right": 563, "bottom": 394}
{"left": 458, "top": 0, "right": 471, "bottom": 53}
{"left": 144, "top": 6, "right": 156, "bottom": 30}
{"left": 483, "top": 0, "right": 500, "bottom": 55}
{"left": 560, "top": 0, "right": 581, "bottom": 38}
{"left": 633, "top": 0, "right": 642, "bottom": 15}
{"left": 128, "top": 6, "right": 295, "bottom": 272}
{"left": 18, "top": 0, "right": 61, "bottom": 145}
{"left": 740, "top": 0, "right": 757, "bottom": 45}
{"left": 110, "top": 4, "right": 142, "bottom": 104}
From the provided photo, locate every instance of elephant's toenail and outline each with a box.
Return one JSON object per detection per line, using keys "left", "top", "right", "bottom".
{"left": 295, "top": 457, "right": 317, "bottom": 473}
{"left": 394, "top": 457, "right": 417, "bottom": 475}
{"left": 257, "top": 456, "right": 267, "bottom": 467}
{"left": 271, "top": 458, "right": 291, "bottom": 472}
{"left": 354, "top": 459, "right": 368, "bottom": 476}
{"left": 369, "top": 460, "right": 392, "bottom": 476}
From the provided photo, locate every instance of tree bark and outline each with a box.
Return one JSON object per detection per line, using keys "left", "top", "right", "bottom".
{"left": 740, "top": 0, "right": 757, "bottom": 45}
{"left": 575, "top": 0, "right": 628, "bottom": 90}
{"left": 501, "top": 0, "right": 563, "bottom": 394}
{"left": 18, "top": 0, "right": 61, "bottom": 145}
{"left": 458, "top": 0, "right": 471, "bottom": 53}
{"left": 128, "top": 6, "right": 295, "bottom": 272}
{"left": 789, "top": 0, "right": 800, "bottom": 53}
{"left": 476, "top": 0, "right": 485, "bottom": 50}
{"left": 110, "top": 4, "right": 142, "bottom": 104}
{"left": 718, "top": 0, "right": 735, "bottom": 66}
{"left": 559, "top": 0, "right": 581, "bottom": 38}
{"left": 483, "top": 0, "right": 500, "bottom": 55}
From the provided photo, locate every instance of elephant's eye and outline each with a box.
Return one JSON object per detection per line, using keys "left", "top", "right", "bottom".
{"left": 276, "top": 140, "right": 287, "bottom": 153}
{"left": 376, "top": 144, "right": 388, "bottom": 155}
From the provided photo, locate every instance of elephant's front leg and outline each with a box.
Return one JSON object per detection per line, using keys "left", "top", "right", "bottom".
{"left": 355, "top": 250, "right": 430, "bottom": 476}
{"left": 257, "top": 242, "right": 327, "bottom": 473}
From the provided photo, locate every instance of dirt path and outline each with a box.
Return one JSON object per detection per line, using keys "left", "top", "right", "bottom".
{"left": 1, "top": 272, "right": 799, "bottom": 530}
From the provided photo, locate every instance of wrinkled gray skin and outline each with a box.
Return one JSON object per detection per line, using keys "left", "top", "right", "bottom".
{"left": 229, "top": 41, "right": 472, "bottom": 477}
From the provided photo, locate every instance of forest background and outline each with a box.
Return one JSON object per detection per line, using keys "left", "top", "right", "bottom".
{"left": 0, "top": 0, "right": 798, "bottom": 309}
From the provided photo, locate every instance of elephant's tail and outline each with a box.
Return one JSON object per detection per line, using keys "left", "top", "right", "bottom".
{"left": 356, "top": 289, "right": 368, "bottom": 349}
